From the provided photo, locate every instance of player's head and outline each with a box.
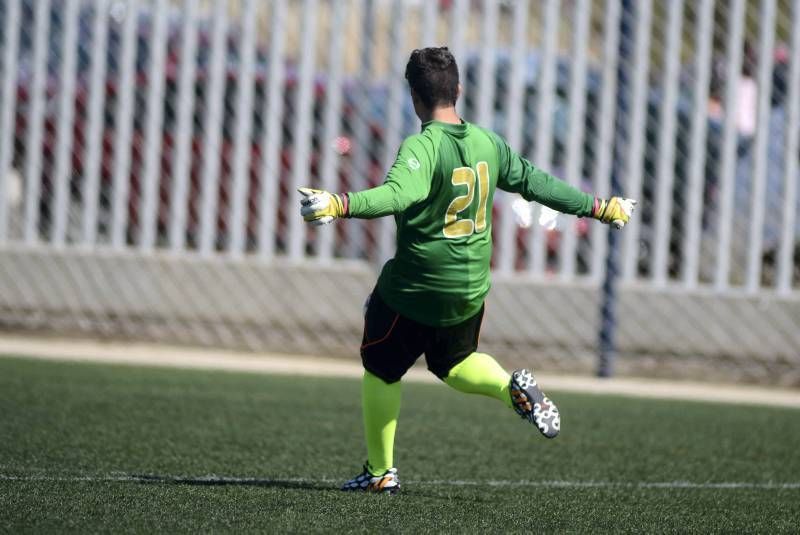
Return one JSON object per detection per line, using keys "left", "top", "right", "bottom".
{"left": 405, "top": 47, "right": 460, "bottom": 118}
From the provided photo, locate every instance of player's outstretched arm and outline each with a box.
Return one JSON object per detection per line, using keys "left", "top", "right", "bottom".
{"left": 299, "top": 134, "right": 433, "bottom": 225}
{"left": 490, "top": 131, "right": 637, "bottom": 229}
{"left": 298, "top": 178, "right": 429, "bottom": 224}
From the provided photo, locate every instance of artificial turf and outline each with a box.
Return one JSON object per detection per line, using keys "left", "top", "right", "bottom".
{"left": 1, "top": 356, "right": 798, "bottom": 533}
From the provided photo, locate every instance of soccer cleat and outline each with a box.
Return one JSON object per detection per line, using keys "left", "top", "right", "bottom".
{"left": 510, "top": 369, "right": 560, "bottom": 438}
{"left": 341, "top": 464, "right": 400, "bottom": 494}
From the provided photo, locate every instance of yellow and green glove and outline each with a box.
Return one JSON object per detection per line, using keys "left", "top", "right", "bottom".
{"left": 298, "top": 187, "right": 349, "bottom": 226}
{"left": 591, "top": 197, "right": 637, "bottom": 229}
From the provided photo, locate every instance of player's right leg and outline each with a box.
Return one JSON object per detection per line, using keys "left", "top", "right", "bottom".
{"left": 508, "top": 368, "right": 560, "bottom": 438}
{"left": 444, "top": 352, "right": 513, "bottom": 408}
{"left": 442, "top": 353, "right": 560, "bottom": 438}
{"left": 423, "top": 306, "right": 560, "bottom": 438}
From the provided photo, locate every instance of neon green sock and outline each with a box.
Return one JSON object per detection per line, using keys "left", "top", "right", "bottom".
{"left": 444, "top": 352, "right": 513, "bottom": 408}
{"left": 362, "top": 370, "right": 401, "bottom": 475}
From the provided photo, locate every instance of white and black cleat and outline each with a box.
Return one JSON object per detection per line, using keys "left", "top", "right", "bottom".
{"left": 341, "top": 464, "right": 400, "bottom": 495}
{"left": 510, "top": 369, "right": 560, "bottom": 438}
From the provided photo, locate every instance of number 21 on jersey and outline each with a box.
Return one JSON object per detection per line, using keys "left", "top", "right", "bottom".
{"left": 443, "top": 161, "right": 490, "bottom": 239}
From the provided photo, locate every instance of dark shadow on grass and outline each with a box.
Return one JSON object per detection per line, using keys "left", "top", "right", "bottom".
{"left": 132, "top": 474, "right": 335, "bottom": 492}
{"left": 130, "top": 474, "right": 491, "bottom": 501}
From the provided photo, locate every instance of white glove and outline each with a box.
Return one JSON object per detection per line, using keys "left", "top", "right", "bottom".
{"left": 298, "top": 187, "right": 348, "bottom": 226}
{"left": 592, "top": 197, "right": 637, "bottom": 229}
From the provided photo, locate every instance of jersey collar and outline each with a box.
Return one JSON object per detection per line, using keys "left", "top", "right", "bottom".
{"left": 422, "top": 119, "right": 470, "bottom": 137}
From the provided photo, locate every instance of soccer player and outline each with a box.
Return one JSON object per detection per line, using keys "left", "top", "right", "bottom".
{"left": 298, "top": 47, "right": 636, "bottom": 494}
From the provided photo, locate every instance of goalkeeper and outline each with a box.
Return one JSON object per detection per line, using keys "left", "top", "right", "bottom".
{"left": 298, "top": 47, "right": 636, "bottom": 495}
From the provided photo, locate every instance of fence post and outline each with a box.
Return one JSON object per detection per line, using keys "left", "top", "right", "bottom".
{"left": 598, "top": 0, "right": 635, "bottom": 378}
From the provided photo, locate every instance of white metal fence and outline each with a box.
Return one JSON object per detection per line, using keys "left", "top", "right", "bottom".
{"left": 0, "top": 0, "right": 798, "bottom": 383}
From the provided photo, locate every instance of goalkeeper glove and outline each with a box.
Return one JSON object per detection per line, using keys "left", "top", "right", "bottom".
{"left": 298, "top": 187, "right": 349, "bottom": 226}
{"left": 592, "top": 197, "right": 637, "bottom": 229}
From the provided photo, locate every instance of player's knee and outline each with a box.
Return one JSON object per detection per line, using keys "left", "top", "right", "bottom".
{"left": 429, "top": 352, "right": 474, "bottom": 382}
{"left": 363, "top": 363, "right": 404, "bottom": 384}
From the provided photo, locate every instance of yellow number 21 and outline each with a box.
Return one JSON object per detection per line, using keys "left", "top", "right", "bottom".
{"left": 443, "top": 161, "right": 490, "bottom": 239}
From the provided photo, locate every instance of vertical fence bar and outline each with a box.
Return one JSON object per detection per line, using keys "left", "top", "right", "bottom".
{"left": 197, "top": 0, "right": 228, "bottom": 255}
{"left": 619, "top": 0, "right": 652, "bottom": 280}
{"left": 559, "top": 0, "right": 591, "bottom": 280}
{"left": 589, "top": 0, "right": 621, "bottom": 281}
{"left": 81, "top": 0, "right": 110, "bottom": 246}
{"left": 287, "top": 0, "right": 318, "bottom": 260}
{"left": 449, "top": 0, "right": 468, "bottom": 116}
{"left": 496, "top": 0, "right": 529, "bottom": 274}
{"left": 347, "top": 0, "right": 374, "bottom": 259}
{"left": 377, "top": 0, "right": 406, "bottom": 265}
{"left": 0, "top": 0, "right": 21, "bottom": 242}
{"left": 528, "top": 0, "right": 559, "bottom": 275}
{"left": 317, "top": 0, "right": 348, "bottom": 262}
{"left": 227, "top": 0, "right": 258, "bottom": 256}
{"left": 598, "top": 0, "right": 636, "bottom": 378}
{"left": 257, "top": 0, "right": 287, "bottom": 259}
{"left": 651, "top": 0, "right": 684, "bottom": 285}
{"left": 421, "top": 0, "right": 437, "bottom": 47}
{"left": 110, "top": 0, "right": 139, "bottom": 249}
{"left": 139, "top": 0, "right": 168, "bottom": 250}
{"left": 681, "top": 0, "right": 714, "bottom": 288}
{"left": 745, "top": 0, "right": 776, "bottom": 292}
{"left": 22, "top": 0, "right": 51, "bottom": 244}
{"left": 168, "top": 0, "right": 198, "bottom": 252}
{"left": 52, "top": 0, "right": 80, "bottom": 246}
{"left": 777, "top": 0, "right": 800, "bottom": 294}
{"left": 714, "top": 0, "right": 745, "bottom": 289}
{"left": 476, "top": 0, "right": 498, "bottom": 129}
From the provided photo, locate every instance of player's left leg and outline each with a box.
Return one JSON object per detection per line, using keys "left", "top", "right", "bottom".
{"left": 341, "top": 370, "right": 402, "bottom": 494}
{"left": 343, "top": 291, "right": 425, "bottom": 493}
{"left": 361, "top": 369, "right": 401, "bottom": 477}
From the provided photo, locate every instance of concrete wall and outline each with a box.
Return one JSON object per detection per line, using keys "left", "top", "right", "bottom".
{"left": 1, "top": 246, "right": 798, "bottom": 385}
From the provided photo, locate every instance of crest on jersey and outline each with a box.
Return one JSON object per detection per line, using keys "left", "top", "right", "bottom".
{"left": 407, "top": 158, "right": 421, "bottom": 170}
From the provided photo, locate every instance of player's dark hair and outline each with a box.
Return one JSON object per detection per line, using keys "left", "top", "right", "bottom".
{"left": 404, "top": 47, "right": 460, "bottom": 108}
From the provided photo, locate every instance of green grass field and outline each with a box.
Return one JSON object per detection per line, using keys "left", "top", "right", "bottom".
{"left": 1, "top": 356, "right": 799, "bottom": 533}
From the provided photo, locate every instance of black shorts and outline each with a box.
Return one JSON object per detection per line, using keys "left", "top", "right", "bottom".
{"left": 360, "top": 290, "right": 484, "bottom": 384}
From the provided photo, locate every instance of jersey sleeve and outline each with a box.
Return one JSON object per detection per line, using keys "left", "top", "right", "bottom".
{"left": 347, "top": 134, "right": 435, "bottom": 219}
{"left": 490, "top": 131, "right": 594, "bottom": 217}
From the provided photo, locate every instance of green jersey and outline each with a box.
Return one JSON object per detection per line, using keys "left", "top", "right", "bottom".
{"left": 348, "top": 120, "right": 594, "bottom": 327}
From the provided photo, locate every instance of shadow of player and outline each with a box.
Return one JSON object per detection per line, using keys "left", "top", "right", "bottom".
{"left": 131, "top": 473, "right": 333, "bottom": 492}
{"left": 130, "top": 473, "right": 488, "bottom": 500}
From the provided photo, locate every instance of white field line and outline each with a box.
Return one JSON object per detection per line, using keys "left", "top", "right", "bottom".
{"left": 1, "top": 335, "right": 799, "bottom": 409}
{"left": 1, "top": 472, "right": 799, "bottom": 490}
